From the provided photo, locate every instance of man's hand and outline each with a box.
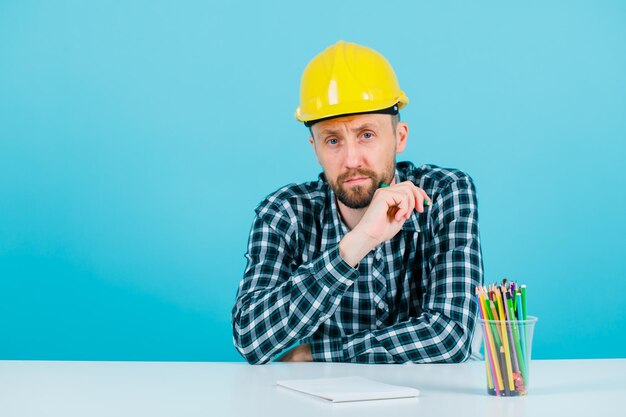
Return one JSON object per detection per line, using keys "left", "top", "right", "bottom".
{"left": 339, "top": 181, "right": 430, "bottom": 267}
{"left": 276, "top": 343, "right": 313, "bottom": 362}
{"left": 356, "top": 181, "right": 430, "bottom": 244}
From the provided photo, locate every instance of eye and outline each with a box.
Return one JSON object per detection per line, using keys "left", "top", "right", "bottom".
{"left": 326, "top": 138, "right": 338, "bottom": 145}
{"left": 362, "top": 132, "right": 374, "bottom": 139}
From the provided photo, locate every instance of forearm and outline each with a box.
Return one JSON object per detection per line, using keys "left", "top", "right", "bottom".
{"left": 338, "top": 229, "right": 378, "bottom": 268}
{"left": 233, "top": 246, "right": 357, "bottom": 364}
{"left": 310, "top": 297, "right": 478, "bottom": 364}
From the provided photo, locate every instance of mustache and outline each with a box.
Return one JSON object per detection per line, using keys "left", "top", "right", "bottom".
{"left": 337, "top": 169, "right": 378, "bottom": 183}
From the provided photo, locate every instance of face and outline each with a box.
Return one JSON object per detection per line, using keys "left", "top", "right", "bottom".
{"left": 309, "top": 113, "right": 408, "bottom": 209}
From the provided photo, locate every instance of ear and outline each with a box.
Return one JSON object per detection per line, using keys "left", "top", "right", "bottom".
{"left": 308, "top": 135, "right": 320, "bottom": 162}
{"left": 395, "top": 122, "right": 409, "bottom": 153}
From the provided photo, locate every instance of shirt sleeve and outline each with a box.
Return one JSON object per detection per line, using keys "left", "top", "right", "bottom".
{"left": 309, "top": 175, "right": 484, "bottom": 363}
{"left": 232, "top": 206, "right": 358, "bottom": 364}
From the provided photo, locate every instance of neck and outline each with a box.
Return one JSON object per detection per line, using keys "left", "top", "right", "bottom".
{"left": 337, "top": 202, "right": 366, "bottom": 230}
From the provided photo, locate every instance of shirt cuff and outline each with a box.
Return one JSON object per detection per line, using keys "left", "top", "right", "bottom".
{"left": 311, "top": 245, "right": 358, "bottom": 292}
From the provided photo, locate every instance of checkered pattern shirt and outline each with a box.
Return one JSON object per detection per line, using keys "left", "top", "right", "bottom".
{"left": 232, "top": 161, "right": 483, "bottom": 364}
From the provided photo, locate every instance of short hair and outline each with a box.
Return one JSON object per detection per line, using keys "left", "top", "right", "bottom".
{"left": 391, "top": 113, "right": 400, "bottom": 131}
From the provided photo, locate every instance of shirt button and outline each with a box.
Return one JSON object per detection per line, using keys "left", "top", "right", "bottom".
{"left": 378, "top": 302, "right": 385, "bottom": 310}
{"left": 375, "top": 252, "right": 381, "bottom": 260}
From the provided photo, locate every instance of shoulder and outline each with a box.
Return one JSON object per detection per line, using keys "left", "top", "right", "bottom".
{"left": 398, "top": 162, "right": 479, "bottom": 224}
{"left": 255, "top": 178, "right": 328, "bottom": 221}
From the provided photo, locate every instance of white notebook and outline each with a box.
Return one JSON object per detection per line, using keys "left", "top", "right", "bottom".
{"left": 276, "top": 376, "right": 420, "bottom": 403}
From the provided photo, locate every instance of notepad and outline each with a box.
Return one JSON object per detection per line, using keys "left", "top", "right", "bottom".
{"left": 276, "top": 376, "right": 420, "bottom": 403}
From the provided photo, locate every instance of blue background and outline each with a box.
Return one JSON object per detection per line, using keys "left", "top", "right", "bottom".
{"left": 1, "top": 0, "right": 625, "bottom": 362}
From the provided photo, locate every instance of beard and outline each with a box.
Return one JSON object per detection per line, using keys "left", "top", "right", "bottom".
{"left": 329, "top": 161, "right": 396, "bottom": 209}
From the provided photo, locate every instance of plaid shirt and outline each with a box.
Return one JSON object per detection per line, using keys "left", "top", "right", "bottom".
{"left": 232, "top": 161, "right": 483, "bottom": 364}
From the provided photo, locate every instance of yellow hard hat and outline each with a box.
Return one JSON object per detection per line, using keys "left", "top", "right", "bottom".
{"left": 295, "top": 40, "right": 408, "bottom": 125}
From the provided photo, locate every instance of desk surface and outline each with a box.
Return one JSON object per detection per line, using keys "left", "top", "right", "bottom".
{"left": 1, "top": 359, "right": 624, "bottom": 417}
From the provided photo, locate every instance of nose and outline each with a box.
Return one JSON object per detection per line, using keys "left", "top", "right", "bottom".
{"left": 343, "top": 138, "right": 363, "bottom": 169}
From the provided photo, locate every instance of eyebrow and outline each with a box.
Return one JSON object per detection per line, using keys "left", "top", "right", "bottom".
{"left": 318, "top": 123, "right": 379, "bottom": 137}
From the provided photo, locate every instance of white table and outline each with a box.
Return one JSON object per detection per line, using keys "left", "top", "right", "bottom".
{"left": 1, "top": 359, "right": 623, "bottom": 417}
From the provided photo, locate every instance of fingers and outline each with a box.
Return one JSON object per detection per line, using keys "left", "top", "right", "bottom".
{"left": 394, "top": 194, "right": 409, "bottom": 221}
{"left": 410, "top": 185, "right": 431, "bottom": 213}
{"left": 404, "top": 188, "right": 416, "bottom": 218}
{"left": 375, "top": 181, "right": 432, "bottom": 223}
{"left": 420, "top": 187, "right": 432, "bottom": 207}
{"left": 385, "top": 182, "right": 431, "bottom": 215}
{"left": 384, "top": 193, "right": 406, "bottom": 222}
{"left": 410, "top": 186, "right": 424, "bottom": 213}
{"left": 386, "top": 191, "right": 414, "bottom": 221}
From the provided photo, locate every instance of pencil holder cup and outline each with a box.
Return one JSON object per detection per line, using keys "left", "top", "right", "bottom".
{"left": 478, "top": 316, "right": 538, "bottom": 396}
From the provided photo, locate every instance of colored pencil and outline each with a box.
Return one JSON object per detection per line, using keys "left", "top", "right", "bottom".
{"left": 480, "top": 290, "right": 504, "bottom": 394}
{"left": 516, "top": 290, "right": 528, "bottom": 382}
{"left": 521, "top": 285, "right": 527, "bottom": 319}
{"left": 505, "top": 295, "right": 520, "bottom": 374}
{"left": 476, "top": 293, "right": 498, "bottom": 394}
{"left": 495, "top": 287, "right": 515, "bottom": 391}
{"left": 507, "top": 298, "right": 526, "bottom": 379}
{"left": 487, "top": 300, "right": 502, "bottom": 346}
{"left": 499, "top": 346, "right": 511, "bottom": 396}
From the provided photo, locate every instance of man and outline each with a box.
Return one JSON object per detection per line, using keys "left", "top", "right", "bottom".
{"left": 232, "top": 41, "right": 483, "bottom": 364}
